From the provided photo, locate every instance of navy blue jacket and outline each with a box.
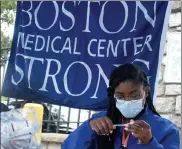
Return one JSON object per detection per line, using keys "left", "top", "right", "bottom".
{"left": 62, "top": 108, "right": 180, "bottom": 149}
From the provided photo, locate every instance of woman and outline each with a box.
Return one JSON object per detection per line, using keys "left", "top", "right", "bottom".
{"left": 62, "top": 64, "right": 180, "bottom": 149}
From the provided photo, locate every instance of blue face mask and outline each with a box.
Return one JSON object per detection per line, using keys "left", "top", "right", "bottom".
{"left": 115, "top": 96, "right": 145, "bottom": 118}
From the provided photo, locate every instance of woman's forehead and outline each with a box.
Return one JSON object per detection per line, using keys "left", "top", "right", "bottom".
{"left": 115, "top": 81, "right": 144, "bottom": 93}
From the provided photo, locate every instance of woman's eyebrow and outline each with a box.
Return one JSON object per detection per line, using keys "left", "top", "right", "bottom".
{"left": 129, "top": 90, "right": 140, "bottom": 94}
{"left": 115, "top": 91, "right": 124, "bottom": 95}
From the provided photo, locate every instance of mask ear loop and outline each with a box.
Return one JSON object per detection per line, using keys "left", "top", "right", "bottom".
{"left": 140, "top": 92, "right": 146, "bottom": 108}
{"left": 113, "top": 94, "right": 117, "bottom": 103}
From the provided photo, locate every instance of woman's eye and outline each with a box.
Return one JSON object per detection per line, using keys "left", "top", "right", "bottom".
{"left": 131, "top": 95, "right": 140, "bottom": 98}
{"left": 116, "top": 96, "right": 124, "bottom": 99}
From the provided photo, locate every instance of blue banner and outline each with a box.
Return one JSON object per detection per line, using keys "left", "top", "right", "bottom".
{"left": 2, "top": 1, "right": 172, "bottom": 110}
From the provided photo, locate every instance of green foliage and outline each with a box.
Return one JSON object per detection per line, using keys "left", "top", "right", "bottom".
{"left": 1, "top": 1, "right": 17, "bottom": 24}
{"left": 1, "top": 1, "right": 16, "bottom": 65}
{"left": 1, "top": 31, "right": 12, "bottom": 48}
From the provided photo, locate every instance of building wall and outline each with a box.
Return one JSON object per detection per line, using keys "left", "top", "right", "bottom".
{"left": 155, "top": 2, "right": 181, "bottom": 129}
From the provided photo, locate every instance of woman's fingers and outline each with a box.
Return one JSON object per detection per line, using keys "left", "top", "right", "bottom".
{"left": 128, "top": 122, "right": 143, "bottom": 130}
{"left": 90, "top": 116, "right": 114, "bottom": 135}
{"left": 97, "top": 119, "right": 110, "bottom": 134}
{"left": 98, "top": 117, "right": 114, "bottom": 134}
{"left": 104, "top": 117, "right": 114, "bottom": 133}
{"left": 134, "top": 120, "right": 150, "bottom": 128}
{"left": 90, "top": 118, "right": 151, "bottom": 137}
{"left": 91, "top": 123, "right": 101, "bottom": 135}
{"left": 124, "top": 120, "right": 152, "bottom": 143}
{"left": 126, "top": 123, "right": 143, "bottom": 134}
{"left": 131, "top": 132, "right": 140, "bottom": 138}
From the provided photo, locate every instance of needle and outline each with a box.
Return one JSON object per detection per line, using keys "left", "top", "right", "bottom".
{"left": 113, "top": 124, "right": 128, "bottom": 127}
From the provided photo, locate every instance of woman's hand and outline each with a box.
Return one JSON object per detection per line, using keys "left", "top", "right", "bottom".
{"left": 89, "top": 116, "right": 115, "bottom": 135}
{"left": 125, "top": 120, "right": 152, "bottom": 144}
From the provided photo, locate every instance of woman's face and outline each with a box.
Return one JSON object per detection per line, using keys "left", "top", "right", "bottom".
{"left": 114, "top": 81, "right": 148, "bottom": 101}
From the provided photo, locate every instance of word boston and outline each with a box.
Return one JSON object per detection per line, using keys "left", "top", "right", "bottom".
{"left": 2, "top": 1, "right": 172, "bottom": 110}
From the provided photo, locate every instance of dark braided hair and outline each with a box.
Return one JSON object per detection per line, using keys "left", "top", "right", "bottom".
{"left": 97, "top": 63, "right": 160, "bottom": 149}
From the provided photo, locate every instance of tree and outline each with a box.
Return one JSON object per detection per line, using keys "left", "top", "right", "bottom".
{"left": 0, "top": 31, "right": 11, "bottom": 66}
{"left": 1, "top": 31, "right": 12, "bottom": 48}
{"left": 1, "top": 1, "right": 16, "bottom": 24}
{"left": 1, "top": 1, "right": 16, "bottom": 66}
